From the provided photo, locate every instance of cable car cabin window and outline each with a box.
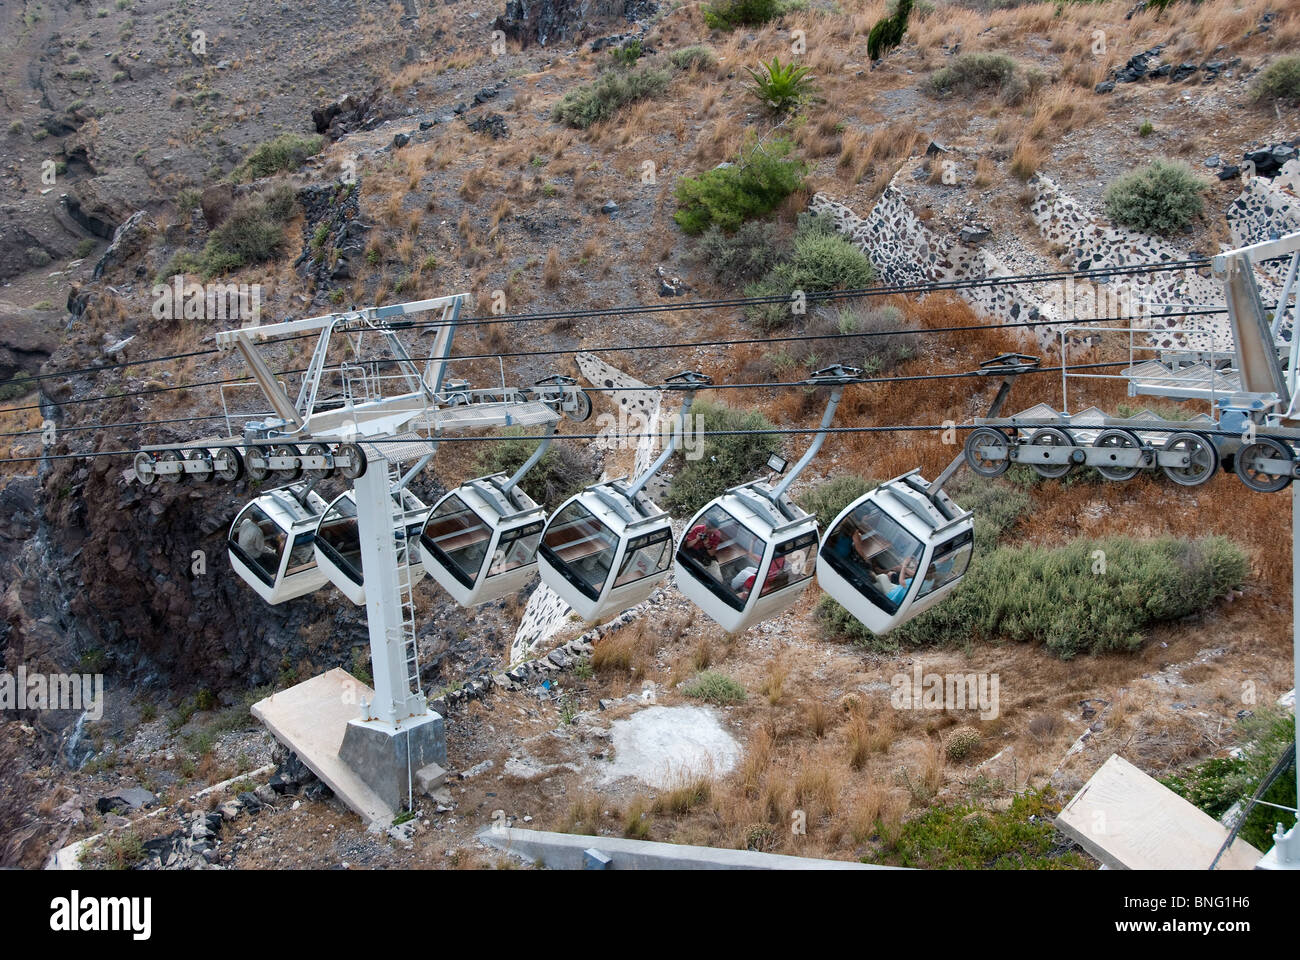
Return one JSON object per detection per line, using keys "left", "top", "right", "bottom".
{"left": 541, "top": 502, "right": 619, "bottom": 600}
{"left": 678, "top": 505, "right": 766, "bottom": 611}
{"left": 230, "top": 505, "right": 286, "bottom": 587}
{"left": 823, "top": 501, "right": 925, "bottom": 614}
{"left": 317, "top": 498, "right": 363, "bottom": 584}
{"left": 488, "top": 521, "right": 544, "bottom": 578}
{"left": 612, "top": 529, "right": 672, "bottom": 589}
{"left": 917, "top": 530, "right": 973, "bottom": 599}
{"left": 759, "top": 531, "right": 818, "bottom": 599}
{"left": 422, "top": 495, "right": 493, "bottom": 588}
{"left": 285, "top": 534, "right": 317, "bottom": 576}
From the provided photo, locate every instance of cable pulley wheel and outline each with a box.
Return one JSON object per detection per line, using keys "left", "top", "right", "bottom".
{"left": 302, "top": 442, "right": 332, "bottom": 481}
{"left": 184, "top": 448, "right": 214, "bottom": 483}
{"left": 271, "top": 444, "right": 303, "bottom": 482}
{"left": 244, "top": 444, "right": 273, "bottom": 482}
{"left": 336, "top": 442, "right": 367, "bottom": 480}
{"left": 1027, "top": 427, "right": 1076, "bottom": 479}
{"left": 1091, "top": 429, "right": 1143, "bottom": 482}
{"left": 1161, "top": 432, "right": 1218, "bottom": 487}
{"left": 133, "top": 451, "right": 158, "bottom": 487}
{"left": 964, "top": 427, "right": 1011, "bottom": 477}
{"left": 566, "top": 389, "right": 593, "bottom": 423}
{"left": 1236, "top": 437, "right": 1294, "bottom": 493}
{"left": 212, "top": 446, "right": 244, "bottom": 483}
{"left": 157, "top": 449, "right": 185, "bottom": 485}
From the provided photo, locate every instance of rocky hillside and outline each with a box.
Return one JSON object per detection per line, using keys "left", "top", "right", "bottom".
{"left": 1, "top": 0, "right": 1297, "bottom": 867}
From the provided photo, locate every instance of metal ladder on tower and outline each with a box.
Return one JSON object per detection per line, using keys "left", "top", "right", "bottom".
{"left": 387, "top": 458, "right": 422, "bottom": 703}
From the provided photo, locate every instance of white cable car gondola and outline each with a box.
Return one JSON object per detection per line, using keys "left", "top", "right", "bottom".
{"left": 674, "top": 366, "right": 858, "bottom": 633}
{"left": 537, "top": 372, "right": 711, "bottom": 622}
{"left": 313, "top": 487, "right": 429, "bottom": 605}
{"left": 227, "top": 483, "right": 331, "bottom": 604}
{"left": 419, "top": 423, "right": 554, "bottom": 607}
{"left": 816, "top": 470, "right": 974, "bottom": 635}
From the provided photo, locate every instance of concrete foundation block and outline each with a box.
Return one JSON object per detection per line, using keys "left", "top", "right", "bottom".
{"left": 338, "top": 710, "right": 447, "bottom": 812}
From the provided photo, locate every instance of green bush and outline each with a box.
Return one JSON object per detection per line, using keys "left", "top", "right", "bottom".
{"left": 668, "top": 45, "right": 717, "bottom": 71}
{"left": 1252, "top": 55, "right": 1300, "bottom": 105}
{"left": 609, "top": 39, "right": 643, "bottom": 67}
{"left": 744, "top": 214, "right": 875, "bottom": 330}
{"left": 703, "top": 0, "right": 782, "bottom": 30}
{"left": 471, "top": 426, "right": 589, "bottom": 506}
{"left": 673, "top": 138, "right": 806, "bottom": 235}
{"left": 234, "top": 133, "right": 324, "bottom": 181}
{"left": 551, "top": 66, "right": 672, "bottom": 129}
{"left": 747, "top": 56, "right": 817, "bottom": 113}
{"left": 799, "top": 473, "right": 875, "bottom": 528}
{"left": 164, "top": 182, "right": 298, "bottom": 279}
{"left": 691, "top": 220, "right": 783, "bottom": 284}
{"left": 682, "top": 670, "right": 747, "bottom": 704}
{"left": 1162, "top": 707, "right": 1296, "bottom": 852}
{"left": 838, "top": 304, "right": 919, "bottom": 374}
{"left": 1103, "top": 160, "right": 1207, "bottom": 236}
{"left": 891, "top": 535, "right": 1248, "bottom": 658}
{"left": 879, "top": 787, "right": 1088, "bottom": 869}
{"left": 666, "top": 398, "right": 780, "bottom": 514}
{"left": 867, "top": 0, "right": 912, "bottom": 61}
{"left": 930, "top": 53, "right": 1038, "bottom": 104}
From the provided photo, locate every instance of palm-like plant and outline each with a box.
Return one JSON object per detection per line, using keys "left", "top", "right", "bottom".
{"left": 746, "top": 57, "right": 817, "bottom": 114}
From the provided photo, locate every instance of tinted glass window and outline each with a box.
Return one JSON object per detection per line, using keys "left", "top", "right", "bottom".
{"left": 917, "top": 530, "right": 973, "bottom": 599}
{"left": 760, "top": 531, "right": 818, "bottom": 598}
{"left": 286, "top": 533, "right": 317, "bottom": 576}
{"left": 422, "top": 495, "right": 493, "bottom": 586}
{"left": 541, "top": 501, "right": 618, "bottom": 600}
{"left": 316, "top": 497, "right": 362, "bottom": 585}
{"left": 677, "top": 505, "right": 768, "bottom": 611}
{"left": 487, "top": 521, "right": 544, "bottom": 578}
{"left": 229, "top": 504, "right": 286, "bottom": 586}
{"left": 823, "top": 500, "right": 925, "bottom": 614}
{"left": 613, "top": 529, "right": 672, "bottom": 588}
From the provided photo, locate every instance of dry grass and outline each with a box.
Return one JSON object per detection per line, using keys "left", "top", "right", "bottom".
{"left": 542, "top": 247, "right": 562, "bottom": 288}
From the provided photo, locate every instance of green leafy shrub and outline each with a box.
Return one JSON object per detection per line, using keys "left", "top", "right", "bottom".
{"left": 609, "top": 39, "right": 643, "bottom": 67}
{"left": 836, "top": 303, "right": 918, "bottom": 373}
{"left": 165, "top": 182, "right": 298, "bottom": 279}
{"left": 690, "top": 220, "right": 783, "bottom": 284}
{"left": 1103, "top": 159, "right": 1207, "bottom": 236}
{"left": 799, "top": 474, "right": 875, "bottom": 528}
{"left": 747, "top": 56, "right": 817, "bottom": 113}
{"left": 887, "top": 535, "right": 1248, "bottom": 658}
{"left": 551, "top": 66, "right": 672, "bottom": 129}
{"left": 1162, "top": 707, "right": 1296, "bottom": 852}
{"left": 930, "top": 53, "right": 1039, "bottom": 104}
{"left": 879, "top": 787, "right": 1088, "bottom": 869}
{"left": 669, "top": 45, "right": 717, "bottom": 71}
{"left": 682, "top": 670, "right": 747, "bottom": 704}
{"left": 234, "top": 133, "right": 324, "bottom": 181}
{"left": 703, "top": 0, "right": 782, "bottom": 30}
{"left": 666, "top": 399, "right": 780, "bottom": 514}
{"left": 674, "top": 137, "right": 806, "bottom": 235}
{"left": 867, "top": 0, "right": 912, "bottom": 61}
{"left": 1252, "top": 55, "right": 1300, "bottom": 105}
{"left": 744, "top": 214, "right": 875, "bottom": 330}
{"left": 471, "top": 426, "right": 590, "bottom": 506}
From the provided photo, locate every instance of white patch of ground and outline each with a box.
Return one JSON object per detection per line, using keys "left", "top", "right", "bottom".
{"left": 598, "top": 705, "right": 741, "bottom": 789}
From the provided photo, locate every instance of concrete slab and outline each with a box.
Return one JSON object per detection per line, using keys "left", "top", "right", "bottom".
{"left": 251, "top": 669, "right": 394, "bottom": 828}
{"left": 479, "top": 827, "right": 900, "bottom": 870}
{"left": 1058, "top": 754, "right": 1263, "bottom": 870}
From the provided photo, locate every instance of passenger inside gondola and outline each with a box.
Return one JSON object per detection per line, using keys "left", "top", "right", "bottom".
{"left": 677, "top": 505, "right": 767, "bottom": 606}
{"left": 824, "top": 500, "right": 925, "bottom": 612}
